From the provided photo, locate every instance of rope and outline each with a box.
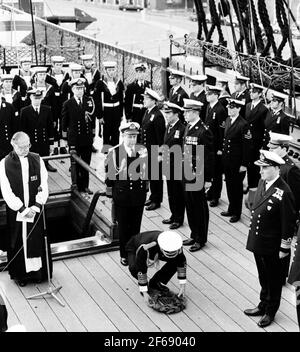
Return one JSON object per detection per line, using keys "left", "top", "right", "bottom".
{"left": 257, "top": 0, "right": 277, "bottom": 56}
{"left": 249, "top": 0, "right": 265, "bottom": 53}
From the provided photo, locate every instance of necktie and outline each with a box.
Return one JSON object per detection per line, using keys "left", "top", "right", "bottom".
{"left": 168, "top": 124, "right": 173, "bottom": 134}
{"left": 35, "top": 108, "right": 39, "bottom": 114}
{"left": 261, "top": 181, "right": 267, "bottom": 196}
{"left": 79, "top": 99, "right": 82, "bottom": 108}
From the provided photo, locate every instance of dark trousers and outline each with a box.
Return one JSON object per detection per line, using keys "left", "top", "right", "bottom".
{"left": 128, "top": 254, "right": 178, "bottom": 286}
{"left": 247, "top": 161, "right": 260, "bottom": 189}
{"left": 166, "top": 180, "right": 185, "bottom": 223}
{"left": 296, "top": 286, "right": 300, "bottom": 330}
{"left": 207, "top": 154, "right": 223, "bottom": 200}
{"left": 184, "top": 188, "right": 209, "bottom": 245}
{"left": 224, "top": 165, "right": 246, "bottom": 217}
{"left": 76, "top": 145, "right": 92, "bottom": 192}
{"left": 115, "top": 204, "right": 144, "bottom": 258}
{"left": 148, "top": 160, "right": 163, "bottom": 204}
{"left": 102, "top": 116, "right": 121, "bottom": 147}
{"left": 254, "top": 253, "right": 283, "bottom": 317}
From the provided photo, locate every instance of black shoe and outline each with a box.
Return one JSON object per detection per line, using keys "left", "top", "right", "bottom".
{"left": 209, "top": 199, "right": 219, "bottom": 207}
{"left": 244, "top": 307, "right": 265, "bottom": 316}
{"left": 257, "top": 314, "right": 274, "bottom": 328}
{"left": 60, "top": 147, "right": 68, "bottom": 154}
{"left": 146, "top": 202, "right": 160, "bottom": 211}
{"left": 182, "top": 239, "right": 195, "bottom": 246}
{"left": 229, "top": 216, "right": 240, "bottom": 223}
{"left": 149, "top": 281, "right": 169, "bottom": 293}
{"left": 52, "top": 147, "right": 59, "bottom": 155}
{"left": 169, "top": 222, "right": 182, "bottom": 230}
{"left": 206, "top": 193, "right": 213, "bottom": 201}
{"left": 162, "top": 218, "right": 173, "bottom": 225}
{"left": 120, "top": 257, "right": 128, "bottom": 266}
{"left": 189, "top": 242, "right": 204, "bottom": 252}
{"left": 84, "top": 188, "right": 93, "bottom": 195}
{"left": 145, "top": 199, "right": 152, "bottom": 206}
{"left": 45, "top": 163, "right": 57, "bottom": 172}
{"left": 220, "top": 211, "right": 233, "bottom": 217}
{"left": 92, "top": 145, "right": 98, "bottom": 153}
{"left": 17, "top": 279, "right": 27, "bottom": 287}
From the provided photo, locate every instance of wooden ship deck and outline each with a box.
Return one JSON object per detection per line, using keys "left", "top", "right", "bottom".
{"left": 0, "top": 138, "right": 298, "bottom": 333}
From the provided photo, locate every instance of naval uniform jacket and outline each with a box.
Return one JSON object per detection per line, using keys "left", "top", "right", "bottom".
{"left": 280, "top": 155, "right": 300, "bottom": 213}
{"left": 169, "top": 86, "right": 189, "bottom": 107}
{"left": 245, "top": 101, "right": 269, "bottom": 161}
{"left": 263, "top": 109, "right": 290, "bottom": 147}
{"left": 246, "top": 177, "right": 296, "bottom": 255}
{"left": 20, "top": 105, "right": 55, "bottom": 156}
{"left": 141, "top": 105, "right": 166, "bottom": 151}
{"left": 12, "top": 72, "right": 31, "bottom": 98}
{"left": 105, "top": 143, "right": 148, "bottom": 207}
{"left": 222, "top": 115, "right": 251, "bottom": 169}
{"left": 82, "top": 68, "right": 101, "bottom": 96}
{"left": 205, "top": 101, "right": 227, "bottom": 153}
{"left": 124, "top": 80, "right": 151, "bottom": 123}
{"left": 0, "top": 101, "right": 16, "bottom": 160}
{"left": 182, "top": 119, "right": 214, "bottom": 185}
{"left": 190, "top": 90, "right": 207, "bottom": 122}
{"left": 125, "top": 230, "right": 187, "bottom": 292}
{"left": 61, "top": 96, "right": 95, "bottom": 149}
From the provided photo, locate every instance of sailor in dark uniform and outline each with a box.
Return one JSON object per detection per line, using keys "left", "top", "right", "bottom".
{"left": 267, "top": 132, "right": 300, "bottom": 284}
{"left": 141, "top": 88, "right": 166, "bottom": 211}
{"left": 80, "top": 54, "right": 101, "bottom": 96}
{"left": 181, "top": 99, "right": 214, "bottom": 252}
{"left": 244, "top": 83, "right": 269, "bottom": 208}
{"left": 94, "top": 61, "right": 125, "bottom": 148}
{"left": 47, "top": 56, "right": 69, "bottom": 155}
{"left": 204, "top": 85, "right": 227, "bottom": 207}
{"left": 12, "top": 57, "right": 32, "bottom": 100}
{"left": 0, "top": 74, "right": 23, "bottom": 123}
{"left": 160, "top": 102, "right": 185, "bottom": 229}
{"left": 244, "top": 150, "right": 296, "bottom": 328}
{"left": 187, "top": 74, "right": 208, "bottom": 122}
{"left": 61, "top": 78, "right": 96, "bottom": 194}
{"left": 19, "top": 88, "right": 56, "bottom": 172}
{"left": 221, "top": 99, "right": 251, "bottom": 223}
{"left": 105, "top": 122, "right": 148, "bottom": 266}
{"left": 124, "top": 62, "right": 151, "bottom": 125}
{"left": 0, "top": 90, "right": 17, "bottom": 160}
{"left": 263, "top": 92, "right": 290, "bottom": 148}
{"left": 231, "top": 75, "right": 251, "bottom": 118}
{"left": 216, "top": 78, "right": 231, "bottom": 109}
{"left": 125, "top": 230, "right": 186, "bottom": 304}
{"left": 60, "top": 63, "right": 87, "bottom": 104}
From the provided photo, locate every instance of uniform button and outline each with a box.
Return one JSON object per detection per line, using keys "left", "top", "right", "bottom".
{"left": 256, "top": 226, "right": 259, "bottom": 229}
{"left": 258, "top": 214, "right": 261, "bottom": 217}
{"left": 256, "top": 232, "right": 258, "bottom": 235}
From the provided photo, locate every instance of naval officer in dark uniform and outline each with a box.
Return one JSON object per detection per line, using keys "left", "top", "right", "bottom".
{"left": 204, "top": 85, "right": 227, "bottom": 207}
{"left": 221, "top": 99, "right": 251, "bottom": 223}
{"left": 19, "top": 88, "right": 56, "bottom": 172}
{"left": 125, "top": 230, "right": 186, "bottom": 305}
{"left": 160, "top": 102, "right": 186, "bottom": 230}
{"left": 181, "top": 99, "right": 214, "bottom": 252}
{"left": 267, "top": 132, "right": 300, "bottom": 284}
{"left": 231, "top": 75, "right": 251, "bottom": 118}
{"left": 61, "top": 78, "right": 96, "bottom": 194}
{"left": 105, "top": 122, "right": 148, "bottom": 266}
{"left": 124, "top": 62, "right": 151, "bottom": 125}
{"left": 0, "top": 90, "right": 16, "bottom": 161}
{"left": 244, "top": 150, "right": 296, "bottom": 328}
{"left": 141, "top": 88, "right": 166, "bottom": 211}
{"left": 187, "top": 74, "right": 208, "bottom": 123}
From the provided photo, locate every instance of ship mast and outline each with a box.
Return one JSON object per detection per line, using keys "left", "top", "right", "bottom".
{"left": 29, "top": 0, "right": 38, "bottom": 65}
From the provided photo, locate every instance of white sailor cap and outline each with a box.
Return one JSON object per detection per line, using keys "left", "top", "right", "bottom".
{"left": 119, "top": 121, "right": 140, "bottom": 134}
{"left": 70, "top": 77, "right": 86, "bottom": 87}
{"left": 103, "top": 61, "right": 117, "bottom": 68}
{"left": 268, "top": 132, "right": 293, "bottom": 146}
{"left": 134, "top": 62, "right": 147, "bottom": 71}
{"left": 0, "top": 74, "right": 14, "bottom": 81}
{"left": 167, "top": 67, "right": 185, "bottom": 78}
{"left": 19, "top": 57, "right": 32, "bottom": 64}
{"left": 30, "top": 66, "right": 48, "bottom": 74}
{"left": 227, "top": 98, "right": 245, "bottom": 108}
{"left": 183, "top": 98, "right": 203, "bottom": 110}
{"left": 51, "top": 56, "right": 65, "bottom": 63}
{"left": 234, "top": 74, "right": 250, "bottom": 83}
{"left": 27, "top": 88, "right": 43, "bottom": 97}
{"left": 187, "top": 74, "right": 207, "bottom": 83}
{"left": 249, "top": 83, "right": 265, "bottom": 91}
{"left": 254, "top": 150, "right": 285, "bottom": 167}
{"left": 271, "top": 91, "right": 286, "bottom": 102}
{"left": 206, "top": 85, "right": 223, "bottom": 94}
{"left": 157, "top": 231, "right": 183, "bottom": 253}
{"left": 162, "top": 101, "right": 183, "bottom": 113}
{"left": 142, "top": 87, "right": 161, "bottom": 101}
{"left": 69, "top": 63, "right": 83, "bottom": 71}
{"left": 80, "top": 54, "right": 94, "bottom": 61}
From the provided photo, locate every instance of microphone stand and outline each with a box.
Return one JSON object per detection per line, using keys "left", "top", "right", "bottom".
{"left": 26, "top": 204, "right": 65, "bottom": 307}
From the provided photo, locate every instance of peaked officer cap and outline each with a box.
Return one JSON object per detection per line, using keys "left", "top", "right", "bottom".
{"left": 234, "top": 74, "right": 250, "bottom": 83}
{"left": 158, "top": 231, "right": 183, "bottom": 252}
{"left": 142, "top": 87, "right": 161, "bottom": 101}
{"left": 187, "top": 74, "right": 207, "bottom": 83}
{"left": 206, "top": 85, "right": 222, "bottom": 94}
{"left": 272, "top": 91, "right": 286, "bottom": 102}
{"left": 27, "top": 88, "right": 43, "bottom": 97}
{"left": 134, "top": 62, "right": 147, "bottom": 71}
{"left": 249, "top": 83, "right": 265, "bottom": 92}
{"left": 227, "top": 99, "right": 245, "bottom": 108}
{"left": 268, "top": 132, "right": 293, "bottom": 146}
{"left": 70, "top": 77, "right": 86, "bottom": 87}
{"left": 167, "top": 67, "right": 185, "bottom": 78}
{"left": 162, "top": 101, "right": 183, "bottom": 113}
{"left": 183, "top": 98, "right": 203, "bottom": 110}
{"left": 119, "top": 121, "right": 140, "bottom": 134}
{"left": 254, "top": 150, "right": 285, "bottom": 167}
